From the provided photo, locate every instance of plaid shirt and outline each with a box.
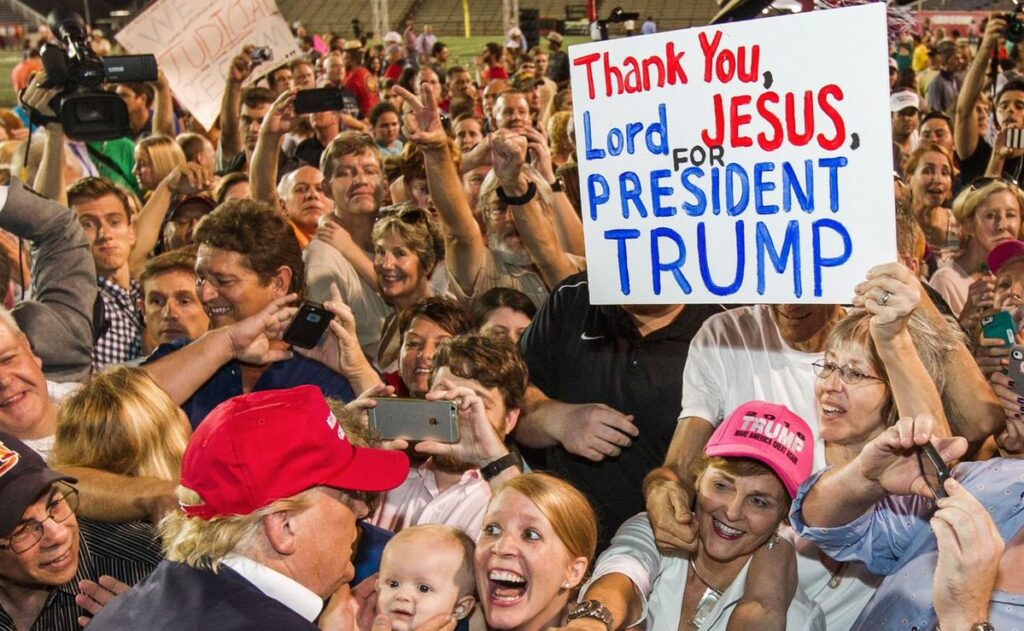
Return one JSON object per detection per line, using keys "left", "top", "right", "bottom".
{"left": 92, "top": 277, "right": 144, "bottom": 371}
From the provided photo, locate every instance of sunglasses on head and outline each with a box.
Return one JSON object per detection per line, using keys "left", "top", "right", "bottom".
{"left": 969, "top": 176, "right": 1019, "bottom": 192}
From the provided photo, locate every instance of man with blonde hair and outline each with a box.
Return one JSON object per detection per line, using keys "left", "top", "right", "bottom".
{"left": 88, "top": 385, "right": 410, "bottom": 630}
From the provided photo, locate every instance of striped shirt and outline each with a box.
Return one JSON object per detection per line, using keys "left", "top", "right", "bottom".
{"left": 0, "top": 518, "right": 162, "bottom": 631}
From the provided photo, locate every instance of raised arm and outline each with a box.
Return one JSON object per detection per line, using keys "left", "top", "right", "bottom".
{"left": 218, "top": 47, "right": 255, "bottom": 162}
{"left": 128, "top": 164, "right": 213, "bottom": 275}
{"left": 393, "top": 85, "right": 487, "bottom": 292}
{"left": 251, "top": 89, "right": 297, "bottom": 207}
{"left": 3, "top": 177, "right": 96, "bottom": 382}
{"left": 490, "top": 130, "right": 579, "bottom": 289}
{"left": 520, "top": 125, "right": 585, "bottom": 256}
{"left": 21, "top": 72, "right": 65, "bottom": 204}
{"left": 151, "top": 69, "right": 176, "bottom": 138}
{"left": 956, "top": 16, "right": 1004, "bottom": 161}
{"left": 855, "top": 263, "right": 948, "bottom": 428}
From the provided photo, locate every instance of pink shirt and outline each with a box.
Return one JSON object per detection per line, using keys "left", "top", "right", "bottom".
{"left": 369, "top": 461, "right": 492, "bottom": 540}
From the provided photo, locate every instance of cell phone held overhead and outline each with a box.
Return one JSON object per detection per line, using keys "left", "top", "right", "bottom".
{"left": 368, "top": 398, "right": 460, "bottom": 444}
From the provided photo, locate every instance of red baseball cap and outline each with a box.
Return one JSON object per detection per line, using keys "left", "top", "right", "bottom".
{"left": 181, "top": 386, "right": 409, "bottom": 520}
{"left": 988, "top": 239, "right": 1024, "bottom": 275}
{"left": 704, "top": 401, "right": 814, "bottom": 498}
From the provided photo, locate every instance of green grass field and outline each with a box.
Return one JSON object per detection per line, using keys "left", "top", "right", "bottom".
{"left": 0, "top": 51, "right": 21, "bottom": 108}
{"left": 0, "top": 35, "right": 593, "bottom": 109}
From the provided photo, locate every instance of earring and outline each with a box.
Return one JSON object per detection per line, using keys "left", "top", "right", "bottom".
{"left": 561, "top": 581, "right": 571, "bottom": 589}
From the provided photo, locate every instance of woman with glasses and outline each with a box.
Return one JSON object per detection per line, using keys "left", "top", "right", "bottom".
{"left": 930, "top": 177, "right": 1024, "bottom": 323}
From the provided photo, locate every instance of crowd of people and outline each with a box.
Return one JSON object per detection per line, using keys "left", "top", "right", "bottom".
{"left": 0, "top": 7, "right": 1022, "bottom": 631}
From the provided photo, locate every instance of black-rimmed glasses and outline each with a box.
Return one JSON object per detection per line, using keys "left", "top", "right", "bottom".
{"left": 0, "top": 487, "right": 79, "bottom": 554}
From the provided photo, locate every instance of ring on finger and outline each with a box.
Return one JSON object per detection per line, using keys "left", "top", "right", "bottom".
{"left": 877, "top": 290, "right": 892, "bottom": 306}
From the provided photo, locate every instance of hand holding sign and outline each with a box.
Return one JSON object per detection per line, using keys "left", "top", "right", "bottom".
{"left": 852, "top": 262, "right": 921, "bottom": 345}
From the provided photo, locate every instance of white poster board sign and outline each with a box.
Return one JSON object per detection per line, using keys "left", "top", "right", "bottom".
{"left": 571, "top": 4, "right": 895, "bottom": 304}
{"left": 115, "top": 0, "right": 300, "bottom": 130}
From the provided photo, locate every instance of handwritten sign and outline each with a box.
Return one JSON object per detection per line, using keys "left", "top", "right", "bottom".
{"left": 115, "top": 0, "right": 300, "bottom": 130}
{"left": 571, "top": 4, "right": 895, "bottom": 304}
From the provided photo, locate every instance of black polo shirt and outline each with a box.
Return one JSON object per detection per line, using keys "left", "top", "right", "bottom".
{"left": 519, "top": 272, "right": 724, "bottom": 547}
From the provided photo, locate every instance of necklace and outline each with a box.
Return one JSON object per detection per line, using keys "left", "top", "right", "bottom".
{"left": 688, "top": 562, "right": 724, "bottom": 629}
{"left": 689, "top": 561, "right": 724, "bottom": 595}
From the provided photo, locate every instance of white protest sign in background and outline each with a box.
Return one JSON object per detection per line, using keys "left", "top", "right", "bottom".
{"left": 115, "top": 0, "right": 300, "bottom": 131}
{"left": 571, "top": 4, "right": 895, "bottom": 304}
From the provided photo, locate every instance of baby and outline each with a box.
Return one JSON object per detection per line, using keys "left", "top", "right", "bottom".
{"left": 377, "top": 525, "right": 477, "bottom": 631}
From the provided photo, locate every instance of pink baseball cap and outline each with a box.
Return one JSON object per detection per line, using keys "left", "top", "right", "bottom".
{"left": 988, "top": 239, "right": 1024, "bottom": 274}
{"left": 704, "top": 401, "right": 815, "bottom": 498}
{"left": 181, "top": 386, "right": 410, "bottom": 520}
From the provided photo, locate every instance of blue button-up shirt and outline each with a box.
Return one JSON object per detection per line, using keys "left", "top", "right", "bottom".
{"left": 791, "top": 459, "right": 1024, "bottom": 630}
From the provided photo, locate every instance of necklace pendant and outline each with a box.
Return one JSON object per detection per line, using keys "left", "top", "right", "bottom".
{"left": 689, "top": 587, "right": 722, "bottom": 629}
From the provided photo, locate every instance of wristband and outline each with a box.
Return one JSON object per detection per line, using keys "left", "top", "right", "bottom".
{"left": 480, "top": 452, "right": 519, "bottom": 481}
{"left": 496, "top": 181, "right": 537, "bottom": 205}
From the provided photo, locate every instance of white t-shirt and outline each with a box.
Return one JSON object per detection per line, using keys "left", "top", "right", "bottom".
{"left": 680, "top": 304, "right": 826, "bottom": 472}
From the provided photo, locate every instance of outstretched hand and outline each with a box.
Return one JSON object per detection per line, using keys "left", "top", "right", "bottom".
{"left": 392, "top": 84, "right": 448, "bottom": 149}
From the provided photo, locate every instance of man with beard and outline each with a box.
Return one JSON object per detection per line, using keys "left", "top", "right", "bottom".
{"left": 67, "top": 178, "right": 143, "bottom": 370}
{"left": 369, "top": 332, "right": 526, "bottom": 539}
{"left": 396, "top": 86, "right": 581, "bottom": 309}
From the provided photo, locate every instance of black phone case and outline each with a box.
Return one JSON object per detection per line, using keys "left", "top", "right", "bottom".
{"left": 283, "top": 302, "right": 332, "bottom": 348}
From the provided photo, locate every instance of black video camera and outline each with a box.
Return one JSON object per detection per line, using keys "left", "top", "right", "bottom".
{"left": 32, "top": 9, "right": 157, "bottom": 141}
{"left": 1006, "top": 1, "right": 1024, "bottom": 43}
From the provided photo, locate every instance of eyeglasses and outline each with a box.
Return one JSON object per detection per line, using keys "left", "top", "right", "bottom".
{"left": 968, "top": 176, "right": 1019, "bottom": 192}
{"left": 811, "top": 360, "right": 886, "bottom": 386}
{"left": 0, "top": 487, "right": 79, "bottom": 554}
{"left": 917, "top": 442, "right": 951, "bottom": 499}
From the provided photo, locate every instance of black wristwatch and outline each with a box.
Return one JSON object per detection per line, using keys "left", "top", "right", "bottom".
{"left": 567, "top": 599, "right": 614, "bottom": 630}
{"left": 480, "top": 453, "right": 519, "bottom": 481}
{"left": 550, "top": 177, "right": 564, "bottom": 192}
{"left": 496, "top": 181, "right": 538, "bottom": 205}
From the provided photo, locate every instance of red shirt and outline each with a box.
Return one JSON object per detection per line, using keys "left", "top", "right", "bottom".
{"left": 345, "top": 66, "right": 380, "bottom": 118}
{"left": 384, "top": 63, "right": 404, "bottom": 81}
{"left": 482, "top": 66, "right": 509, "bottom": 82}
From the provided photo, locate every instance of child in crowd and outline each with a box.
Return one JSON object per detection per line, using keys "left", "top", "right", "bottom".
{"left": 376, "top": 525, "right": 477, "bottom": 630}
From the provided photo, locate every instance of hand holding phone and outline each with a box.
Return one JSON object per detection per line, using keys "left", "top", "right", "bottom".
{"left": 367, "top": 398, "right": 460, "bottom": 443}
{"left": 982, "top": 311, "right": 1017, "bottom": 348}
{"left": 283, "top": 301, "right": 333, "bottom": 349}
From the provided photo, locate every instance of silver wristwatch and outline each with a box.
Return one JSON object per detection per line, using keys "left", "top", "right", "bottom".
{"left": 567, "top": 599, "right": 614, "bottom": 630}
